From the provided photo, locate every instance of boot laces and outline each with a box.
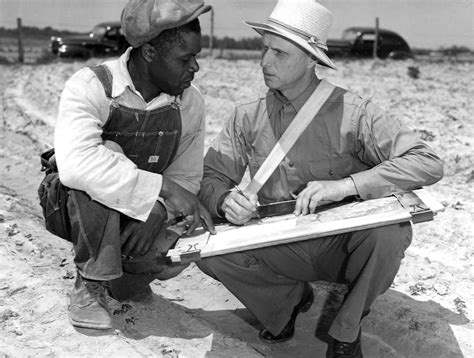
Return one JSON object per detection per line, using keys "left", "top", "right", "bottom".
{"left": 83, "top": 280, "right": 107, "bottom": 304}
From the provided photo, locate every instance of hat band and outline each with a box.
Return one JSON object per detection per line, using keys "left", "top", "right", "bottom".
{"left": 267, "top": 18, "right": 327, "bottom": 50}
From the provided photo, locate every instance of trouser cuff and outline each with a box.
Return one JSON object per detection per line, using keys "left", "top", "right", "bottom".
{"left": 76, "top": 267, "right": 122, "bottom": 282}
{"left": 328, "top": 321, "right": 361, "bottom": 343}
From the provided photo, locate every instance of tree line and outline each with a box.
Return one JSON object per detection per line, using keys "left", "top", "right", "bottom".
{"left": 0, "top": 25, "right": 262, "bottom": 50}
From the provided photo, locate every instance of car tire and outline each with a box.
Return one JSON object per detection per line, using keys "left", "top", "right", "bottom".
{"left": 388, "top": 51, "right": 413, "bottom": 60}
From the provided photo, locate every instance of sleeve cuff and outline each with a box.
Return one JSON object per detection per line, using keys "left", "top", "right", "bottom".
{"left": 211, "top": 188, "right": 231, "bottom": 218}
{"left": 350, "top": 170, "right": 382, "bottom": 200}
{"left": 350, "top": 170, "right": 402, "bottom": 201}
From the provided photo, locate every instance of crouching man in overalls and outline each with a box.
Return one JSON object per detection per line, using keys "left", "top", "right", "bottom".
{"left": 53, "top": 0, "right": 214, "bottom": 330}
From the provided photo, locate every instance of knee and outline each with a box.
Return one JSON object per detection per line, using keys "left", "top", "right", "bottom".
{"left": 196, "top": 257, "right": 219, "bottom": 279}
{"left": 353, "top": 222, "right": 412, "bottom": 258}
{"left": 196, "top": 252, "right": 258, "bottom": 280}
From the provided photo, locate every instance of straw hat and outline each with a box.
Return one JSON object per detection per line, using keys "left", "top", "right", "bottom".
{"left": 245, "top": 0, "right": 336, "bottom": 69}
{"left": 121, "top": 0, "right": 212, "bottom": 48}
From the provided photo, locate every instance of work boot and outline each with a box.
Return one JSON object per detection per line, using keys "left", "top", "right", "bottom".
{"left": 328, "top": 330, "right": 363, "bottom": 358}
{"left": 69, "top": 273, "right": 112, "bottom": 330}
{"left": 259, "top": 282, "right": 314, "bottom": 343}
{"left": 107, "top": 272, "right": 154, "bottom": 302}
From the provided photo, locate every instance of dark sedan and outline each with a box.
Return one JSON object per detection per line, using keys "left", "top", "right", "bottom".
{"left": 50, "top": 22, "right": 129, "bottom": 59}
{"left": 327, "top": 27, "right": 413, "bottom": 59}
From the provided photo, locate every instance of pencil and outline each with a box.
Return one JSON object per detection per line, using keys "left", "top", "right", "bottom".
{"left": 234, "top": 185, "right": 261, "bottom": 219}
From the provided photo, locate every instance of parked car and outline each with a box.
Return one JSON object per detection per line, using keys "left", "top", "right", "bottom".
{"left": 50, "top": 22, "right": 129, "bottom": 59}
{"left": 327, "top": 27, "right": 413, "bottom": 59}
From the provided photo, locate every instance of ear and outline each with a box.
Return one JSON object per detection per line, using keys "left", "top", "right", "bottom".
{"left": 140, "top": 43, "right": 156, "bottom": 63}
{"left": 307, "top": 55, "right": 318, "bottom": 69}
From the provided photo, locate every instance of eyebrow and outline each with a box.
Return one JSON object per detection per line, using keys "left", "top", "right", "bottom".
{"left": 262, "top": 39, "right": 288, "bottom": 54}
{"left": 268, "top": 45, "right": 288, "bottom": 55}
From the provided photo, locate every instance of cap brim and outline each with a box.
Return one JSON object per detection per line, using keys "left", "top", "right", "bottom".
{"left": 192, "top": 4, "right": 212, "bottom": 20}
{"left": 244, "top": 21, "right": 336, "bottom": 70}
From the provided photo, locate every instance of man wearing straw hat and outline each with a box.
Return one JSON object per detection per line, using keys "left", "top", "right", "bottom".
{"left": 53, "top": 0, "right": 214, "bottom": 330}
{"left": 197, "top": 0, "right": 443, "bottom": 356}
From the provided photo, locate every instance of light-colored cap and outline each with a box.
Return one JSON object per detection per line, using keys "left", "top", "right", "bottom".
{"left": 121, "top": 0, "right": 212, "bottom": 48}
{"left": 245, "top": 0, "right": 336, "bottom": 69}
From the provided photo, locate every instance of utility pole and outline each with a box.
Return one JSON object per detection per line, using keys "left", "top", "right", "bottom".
{"left": 17, "top": 18, "right": 24, "bottom": 63}
{"left": 373, "top": 17, "right": 379, "bottom": 59}
{"left": 210, "top": 8, "right": 214, "bottom": 57}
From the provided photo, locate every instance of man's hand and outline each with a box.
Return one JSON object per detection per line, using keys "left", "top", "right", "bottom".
{"left": 160, "top": 177, "right": 215, "bottom": 235}
{"left": 121, "top": 201, "right": 167, "bottom": 257}
{"left": 294, "top": 178, "right": 357, "bottom": 215}
{"left": 221, "top": 191, "right": 259, "bottom": 225}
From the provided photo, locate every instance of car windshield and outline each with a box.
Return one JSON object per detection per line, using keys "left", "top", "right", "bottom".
{"left": 341, "top": 29, "right": 360, "bottom": 41}
{"left": 90, "top": 25, "right": 106, "bottom": 38}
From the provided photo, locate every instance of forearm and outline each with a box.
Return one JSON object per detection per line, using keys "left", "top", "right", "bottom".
{"left": 351, "top": 146, "right": 444, "bottom": 200}
{"left": 354, "top": 102, "right": 444, "bottom": 199}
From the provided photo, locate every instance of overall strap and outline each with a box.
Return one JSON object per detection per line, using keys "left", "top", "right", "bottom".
{"left": 89, "top": 64, "right": 113, "bottom": 98}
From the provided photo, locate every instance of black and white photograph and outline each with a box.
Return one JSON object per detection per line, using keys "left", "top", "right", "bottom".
{"left": 0, "top": 0, "right": 472, "bottom": 357}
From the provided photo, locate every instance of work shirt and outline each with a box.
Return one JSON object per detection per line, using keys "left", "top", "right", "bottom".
{"left": 55, "top": 48, "right": 206, "bottom": 221}
{"left": 200, "top": 79, "right": 443, "bottom": 216}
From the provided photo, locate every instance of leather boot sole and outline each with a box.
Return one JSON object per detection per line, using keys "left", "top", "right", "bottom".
{"left": 69, "top": 315, "right": 113, "bottom": 330}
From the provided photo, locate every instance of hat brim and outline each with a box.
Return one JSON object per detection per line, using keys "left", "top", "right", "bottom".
{"left": 244, "top": 21, "right": 336, "bottom": 70}
{"left": 188, "top": 5, "right": 212, "bottom": 25}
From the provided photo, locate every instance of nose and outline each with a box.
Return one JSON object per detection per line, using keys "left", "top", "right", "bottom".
{"left": 188, "top": 56, "right": 199, "bottom": 73}
{"left": 260, "top": 49, "right": 271, "bottom": 69}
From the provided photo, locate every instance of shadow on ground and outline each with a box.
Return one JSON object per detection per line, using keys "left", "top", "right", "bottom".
{"left": 186, "top": 282, "right": 469, "bottom": 358}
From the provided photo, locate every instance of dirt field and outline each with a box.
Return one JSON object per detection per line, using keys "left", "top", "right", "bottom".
{"left": 0, "top": 54, "right": 473, "bottom": 357}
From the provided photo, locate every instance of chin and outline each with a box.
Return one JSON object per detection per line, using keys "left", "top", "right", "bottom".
{"left": 264, "top": 78, "right": 279, "bottom": 90}
{"left": 167, "top": 88, "right": 185, "bottom": 97}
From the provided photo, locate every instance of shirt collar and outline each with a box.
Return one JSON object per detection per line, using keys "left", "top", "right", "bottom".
{"left": 272, "top": 77, "right": 320, "bottom": 113}
{"left": 109, "top": 47, "right": 135, "bottom": 98}
{"left": 107, "top": 47, "right": 181, "bottom": 106}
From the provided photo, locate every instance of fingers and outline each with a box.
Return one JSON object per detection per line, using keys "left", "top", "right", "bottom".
{"left": 131, "top": 236, "right": 147, "bottom": 257}
{"left": 246, "top": 193, "right": 259, "bottom": 209}
{"left": 121, "top": 231, "right": 139, "bottom": 257}
{"left": 185, "top": 210, "right": 200, "bottom": 235}
{"left": 140, "top": 237, "right": 154, "bottom": 256}
{"left": 235, "top": 192, "right": 258, "bottom": 211}
{"left": 199, "top": 204, "right": 216, "bottom": 234}
{"left": 308, "top": 192, "right": 323, "bottom": 214}
{"left": 222, "top": 192, "right": 256, "bottom": 225}
{"left": 295, "top": 182, "right": 323, "bottom": 215}
{"left": 180, "top": 203, "right": 216, "bottom": 236}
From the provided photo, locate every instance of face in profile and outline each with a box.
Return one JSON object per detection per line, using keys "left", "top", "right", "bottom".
{"left": 149, "top": 31, "right": 202, "bottom": 96}
{"left": 260, "top": 32, "right": 313, "bottom": 94}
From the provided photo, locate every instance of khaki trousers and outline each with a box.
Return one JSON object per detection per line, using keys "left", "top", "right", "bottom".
{"left": 197, "top": 222, "right": 412, "bottom": 342}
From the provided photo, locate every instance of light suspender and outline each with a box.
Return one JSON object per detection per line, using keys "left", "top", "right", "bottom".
{"left": 244, "top": 79, "right": 335, "bottom": 195}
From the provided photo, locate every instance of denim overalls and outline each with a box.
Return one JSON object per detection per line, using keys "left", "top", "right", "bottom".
{"left": 67, "top": 65, "right": 185, "bottom": 281}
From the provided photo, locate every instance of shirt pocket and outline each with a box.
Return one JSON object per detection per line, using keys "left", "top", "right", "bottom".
{"left": 300, "top": 154, "right": 353, "bottom": 181}
{"left": 247, "top": 154, "right": 266, "bottom": 177}
{"left": 248, "top": 154, "right": 291, "bottom": 203}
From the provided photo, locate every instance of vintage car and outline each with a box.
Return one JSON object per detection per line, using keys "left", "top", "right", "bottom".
{"left": 50, "top": 21, "right": 129, "bottom": 59}
{"left": 327, "top": 27, "right": 413, "bottom": 59}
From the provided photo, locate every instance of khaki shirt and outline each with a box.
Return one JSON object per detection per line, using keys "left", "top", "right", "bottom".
{"left": 200, "top": 79, "right": 443, "bottom": 216}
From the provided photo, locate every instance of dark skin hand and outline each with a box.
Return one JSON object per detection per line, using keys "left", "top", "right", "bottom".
{"left": 120, "top": 177, "right": 216, "bottom": 257}
{"left": 121, "top": 201, "right": 167, "bottom": 257}
{"left": 160, "top": 177, "right": 215, "bottom": 235}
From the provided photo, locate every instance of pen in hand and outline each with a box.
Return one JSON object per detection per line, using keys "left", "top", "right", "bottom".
{"left": 234, "top": 185, "right": 261, "bottom": 219}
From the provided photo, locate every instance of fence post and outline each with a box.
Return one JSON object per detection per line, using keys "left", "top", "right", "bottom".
{"left": 373, "top": 17, "right": 379, "bottom": 59}
{"left": 17, "top": 18, "right": 24, "bottom": 63}
{"left": 209, "top": 8, "right": 214, "bottom": 57}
